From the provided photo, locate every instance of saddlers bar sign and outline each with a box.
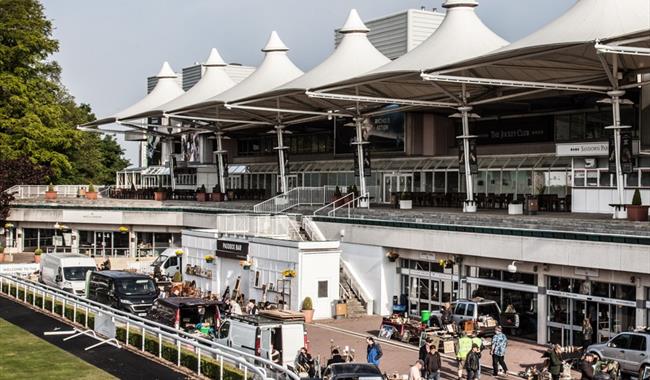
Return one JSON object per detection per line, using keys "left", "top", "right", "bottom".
{"left": 215, "top": 240, "right": 248, "bottom": 260}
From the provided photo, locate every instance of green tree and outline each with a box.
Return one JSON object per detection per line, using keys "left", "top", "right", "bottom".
{"left": 0, "top": 0, "right": 129, "bottom": 184}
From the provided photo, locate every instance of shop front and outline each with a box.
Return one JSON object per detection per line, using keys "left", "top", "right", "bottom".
{"left": 398, "top": 257, "right": 459, "bottom": 317}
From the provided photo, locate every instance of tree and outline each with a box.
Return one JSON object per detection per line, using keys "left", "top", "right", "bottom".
{"left": 0, "top": 157, "right": 49, "bottom": 223}
{"left": 0, "top": 0, "right": 129, "bottom": 183}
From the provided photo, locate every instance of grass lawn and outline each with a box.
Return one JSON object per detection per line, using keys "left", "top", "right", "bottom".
{"left": 0, "top": 317, "right": 116, "bottom": 380}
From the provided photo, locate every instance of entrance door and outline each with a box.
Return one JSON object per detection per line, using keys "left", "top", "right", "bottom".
{"left": 382, "top": 174, "right": 413, "bottom": 203}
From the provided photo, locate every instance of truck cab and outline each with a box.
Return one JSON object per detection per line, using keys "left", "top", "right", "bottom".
{"left": 149, "top": 248, "right": 181, "bottom": 279}
{"left": 39, "top": 253, "right": 97, "bottom": 296}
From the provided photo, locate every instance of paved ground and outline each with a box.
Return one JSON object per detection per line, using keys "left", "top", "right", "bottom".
{"left": 306, "top": 315, "right": 550, "bottom": 378}
{"left": 0, "top": 295, "right": 190, "bottom": 380}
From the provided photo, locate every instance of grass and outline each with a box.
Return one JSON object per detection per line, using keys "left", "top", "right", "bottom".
{"left": 0, "top": 317, "right": 116, "bottom": 380}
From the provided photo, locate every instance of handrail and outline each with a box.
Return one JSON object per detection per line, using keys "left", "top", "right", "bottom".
{"left": 4, "top": 185, "right": 107, "bottom": 199}
{"left": 287, "top": 218, "right": 304, "bottom": 242}
{"left": 313, "top": 193, "right": 353, "bottom": 216}
{"left": 327, "top": 193, "right": 369, "bottom": 218}
{"left": 253, "top": 187, "right": 327, "bottom": 213}
{"left": 340, "top": 260, "right": 373, "bottom": 315}
{"left": 0, "top": 274, "right": 299, "bottom": 380}
{"left": 302, "top": 217, "right": 326, "bottom": 241}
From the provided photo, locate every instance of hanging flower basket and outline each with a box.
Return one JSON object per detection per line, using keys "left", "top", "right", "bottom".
{"left": 282, "top": 269, "right": 296, "bottom": 278}
{"left": 204, "top": 255, "right": 214, "bottom": 263}
{"left": 386, "top": 252, "right": 399, "bottom": 262}
{"left": 4, "top": 223, "right": 14, "bottom": 229}
{"left": 240, "top": 260, "right": 252, "bottom": 270}
{"left": 175, "top": 249, "right": 184, "bottom": 256}
{"left": 118, "top": 226, "right": 129, "bottom": 234}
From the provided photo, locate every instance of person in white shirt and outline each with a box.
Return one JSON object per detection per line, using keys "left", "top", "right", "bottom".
{"left": 409, "top": 360, "right": 424, "bottom": 380}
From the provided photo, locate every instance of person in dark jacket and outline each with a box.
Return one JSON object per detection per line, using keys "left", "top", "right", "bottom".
{"left": 419, "top": 338, "right": 432, "bottom": 376}
{"left": 547, "top": 345, "right": 563, "bottom": 380}
{"left": 580, "top": 353, "right": 595, "bottom": 380}
{"left": 465, "top": 344, "right": 481, "bottom": 380}
{"left": 327, "top": 349, "right": 346, "bottom": 367}
{"left": 424, "top": 346, "right": 442, "bottom": 380}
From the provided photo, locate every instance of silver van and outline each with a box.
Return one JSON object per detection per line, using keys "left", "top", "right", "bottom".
{"left": 588, "top": 331, "right": 650, "bottom": 376}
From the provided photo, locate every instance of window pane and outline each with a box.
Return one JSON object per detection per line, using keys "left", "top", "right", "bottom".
{"left": 318, "top": 281, "right": 328, "bottom": 298}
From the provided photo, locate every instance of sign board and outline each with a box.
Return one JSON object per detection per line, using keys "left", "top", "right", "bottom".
{"left": 353, "top": 148, "right": 371, "bottom": 177}
{"left": 458, "top": 138, "right": 478, "bottom": 175}
{"left": 608, "top": 132, "right": 634, "bottom": 173}
{"left": 215, "top": 240, "right": 248, "bottom": 260}
{"left": 0, "top": 263, "right": 39, "bottom": 275}
{"left": 94, "top": 312, "right": 116, "bottom": 339}
{"left": 555, "top": 142, "right": 608, "bottom": 157}
{"left": 52, "top": 236, "right": 63, "bottom": 247}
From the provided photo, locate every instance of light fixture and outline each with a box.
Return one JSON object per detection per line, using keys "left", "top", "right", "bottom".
{"left": 339, "top": 229, "right": 345, "bottom": 237}
{"left": 507, "top": 261, "right": 518, "bottom": 273}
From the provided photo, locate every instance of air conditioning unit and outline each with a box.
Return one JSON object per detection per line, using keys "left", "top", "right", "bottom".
{"left": 584, "top": 158, "right": 597, "bottom": 168}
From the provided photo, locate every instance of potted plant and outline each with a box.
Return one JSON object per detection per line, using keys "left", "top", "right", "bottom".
{"left": 0, "top": 244, "right": 5, "bottom": 263}
{"left": 204, "top": 255, "right": 215, "bottom": 263}
{"left": 399, "top": 192, "right": 412, "bottom": 210}
{"left": 45, "top": 183, "right": 57, "bottom": 200}
{"left": 508, "top": 199, "right": 523, "bottom": 215}
{"left": 386, "top": 251, "right": 399, "bottom": 262}
{"left": 240, "top": 260, "right": 252, "bottom": 270}
{"left": 282, "top": 269, "right": 296, "bottom": 278}
{"left": 212, "top": 185, "right": 223, "bottom": 202}
{"left": 301, "top": 297, "right": 314, "bottom": 323}
{"left": 85, "top": 184, "right": 98, "bottom": 200}
{"left": 154, "top": 186, "right": 166, "bottom": 202}
{"left": 175, "top": 249, "right": 184, "bottom": 256}
{"left": 118, "top": 226, "right": 129, "bottom": 234}
{"left": 34, "top": 248, "right": 43, "bottom": 264}
{"left": 628, "top": 189, "right": 649, "bottom": 222}
{"left": 196, "top": 185, "right": 207, "bottom": 202}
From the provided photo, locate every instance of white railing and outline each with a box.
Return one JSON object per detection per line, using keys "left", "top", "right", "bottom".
{"left": 340, "top": 259, "right": 374, "bottom": 316}
{"left": 327, "top": 193, "right": 370, "bottom": 218}
{"left": 5, "top": 185, "right": 108, "bottom": 199}
{"left": 253, "top": 187, "right": 328, "bottom": 213}
{"left": 216, "top": 214, "right": 292, "bottom": 238}
{"left": 0, "top": 274, "right": 298, "bottom": 380}
{"left": 302, "top": 217, "right": 326, "bottom": 241}
{"left": 312, "top": 193, "right": 354, "bottom": 216}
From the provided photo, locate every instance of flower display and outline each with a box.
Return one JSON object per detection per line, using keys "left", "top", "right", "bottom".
{"left": 204, "top": 255, "right": 214, "bottom": 263}
{"left": 175, "top": 249, "right": 184, "bottom": 256}
{"left": 282, "top": 269, "right": 296, "bottom": 278}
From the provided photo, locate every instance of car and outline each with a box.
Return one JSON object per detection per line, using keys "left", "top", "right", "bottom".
{"left": 322, "top": 363, "right": 384, "bottom": 380}
{"left": 86, "top": 270, "right": 158, "bottom": 316}
{"left": 587, "top": 331, "right": 650, "bottom": 376}
{"left": 430, "top": 298, "right": 501, "bottom": 336}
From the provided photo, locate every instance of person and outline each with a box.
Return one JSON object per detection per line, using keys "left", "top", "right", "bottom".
{"left": 581, "top": 316, "right": 593, "bottom": 350}
{"left": 366, "top": 337, "right": 383, "bottom": 366}
{"left": 270, "top": 344, "right": 281, "bottom": 365}
{"left": 491, "top": 326, "right": 509, "bottom": 377}
{"left": 246, "top": 299, "right": 258, "bottom": 315}
{"left": 580, "top": 353, "right": 594, "bottom": 380}
{"left": 471, "top": 333, "right": 483, "bottom": 380}
{"left": 456, "top": 332, "right": 473, "bottom": 379}
{"left": 419, "top": 338, "right": 431, "bottom": 376}
{"left": 424, "top": 343, "right": 442, "bottom": 380}
{"left": 295, "top": 347, "right": 315, "bottom": 377}
{"left": 441, "top": 303, "right": 454, "bottom": 328}
{"left": 229, "top": 298, "right": 243, "bottom": 315}
{"left": 409, "top": 360, "right": 424, "bottom": 380}
{"left": 547, "top": 344, "right": 563, "bottom": 380}
{"left": 504, "top": 304, "right": 516, "bottom": 313}
{"left": 327, "top": 349, "right": 346, "bottom": 367}
{"left": 465, "top": 344, "right": 481, "bottom": 380}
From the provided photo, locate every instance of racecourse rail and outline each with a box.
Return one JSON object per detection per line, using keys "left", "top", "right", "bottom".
{"left": 0, "top": 274, "right": 299, "bottom": 380}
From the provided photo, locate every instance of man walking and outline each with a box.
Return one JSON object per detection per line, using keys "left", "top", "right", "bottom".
{"left": 471, "top": 333, "right": 483, "bottom": 379}
{"left": 366, "top": 337, "right": 383, "bottom": 366}
{"left": 456, "top": 332, "right": 473, "bottom": 380}
{"left": 465, "top": 344, "right": 481, "bottom": 380}
{"left": 424, "top": 343, "right": 442, "bottom": 380}
{"left": 408, "top": 360, "right": 424, "bottom": 380}
{"left": 491, "top": 326, "right": 509, "bottom": 377}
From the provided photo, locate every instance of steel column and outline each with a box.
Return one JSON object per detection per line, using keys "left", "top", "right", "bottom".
{"left": 275, "top": 125, "right": 288, "bottom": 194}
{"left": 608, "top": 89, "right": 629, "bottom": 218}
{"left": 215, "top": 131, "right": 227, "bottom": 194}
{"left": 353, "top": 117, "right": 367, "bottom": 198}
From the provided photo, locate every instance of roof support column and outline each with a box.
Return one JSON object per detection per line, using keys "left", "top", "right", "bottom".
{"left": 606, "top": 89, "right": 631, "bottom": 219}
{"left": 215, "top": 131, "right": 227, "bottom": 194}
{"left": 352, "top": 116, "right": 369, "bottom": 207}
{"left": 167, "top": 138, "right": 175, "bottom": 191}
{"left": 455, "top": 85, "right": 478, "bottom": 212}
{"left": 274, "top": 125, "right": 288, "bottom": 194}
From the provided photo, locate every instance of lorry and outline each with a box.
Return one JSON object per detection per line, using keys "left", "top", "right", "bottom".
{"left": 148, "top": 297, "right": 226, "bottom": 334}
{"left": 39, "top": 253, "right": 97, "bottom": 296}
{"left": 214, "top": 310, "right": 307, "bottom": 367}
{"left": 148, "top": 248, "right": 182, "bottom": 279}
{"left": 86, "top": 270, "right": 159, "bottom": 316}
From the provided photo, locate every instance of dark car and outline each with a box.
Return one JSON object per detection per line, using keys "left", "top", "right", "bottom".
{"left": 87, "top": 270, "right": 158, "bottom": 316}
{"left": 323, "top": 363, "right": 385, "bottom": 380}
{"left": 148, "top": 297, "right": 225, "bottom": 334}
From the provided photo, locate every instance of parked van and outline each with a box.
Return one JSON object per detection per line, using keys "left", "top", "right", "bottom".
{"left": 39, "top": 253, "right": 97, "bottom": 296}
{"left": 149, "top": 248, "right": 182, "bottom": 279}
{"left": 214, "top": 311, "right": 306, "bottom": 367}
{"left": 148, "top": 297, "right": 226, "bottom": 334}
{"left": 86, "top": 271, "right": 158, "bottom": 316}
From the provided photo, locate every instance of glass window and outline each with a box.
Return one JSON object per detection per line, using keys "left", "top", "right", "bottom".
{"left": 418, "top": 278, "right": 429, "bottom": 300}
{"left": 592, "top": 282, "right": 609, "bottom": 298}
{"left": 627, "top": 172, "right": 639, "bottom": 187}
{"left": 502, "top": 271, "right": 536, "bottom": 285}
{"left": 630, "top": 335, "right": 647, "bottom": 351}
{"left": 318, "top": 281, "right": 328, "bottom": 298}
{"left": 599, "top": 172, "right": 611, "bottom": 187}
{"left": 609, "top": 333, "right": 631, "bottom": 349}
{"left": 455, "top": 303, "right": 466, "bottom": 316}
{"left": 642, "top": 171, "right": 650, "bottom": 187}
{"left": 549, "top": 296, "right": 569, "bottom": 324}
{"left": 611, "top": 284, "right": 635, "bottom": 301}
{"left": 466, "top": 303, "right": 475, "bottom": 317}
{"left": 586, "top": 171, "right": 599, "bottom": 187}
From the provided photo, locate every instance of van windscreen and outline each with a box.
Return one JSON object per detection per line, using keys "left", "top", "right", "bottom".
{"left": 63, "top": 267, "right": 96, "bottom": 281}
{"left": 117, "top": 278, "right": 156, "bottom": 296}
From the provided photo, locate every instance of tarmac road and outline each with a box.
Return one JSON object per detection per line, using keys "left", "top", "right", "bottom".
{"left": 0, "top": 295, "right": 190, "bottom": 380}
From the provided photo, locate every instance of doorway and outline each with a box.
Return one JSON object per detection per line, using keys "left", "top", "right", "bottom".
{"left": 383, "top": 174, "right": 413, "bottom": 203}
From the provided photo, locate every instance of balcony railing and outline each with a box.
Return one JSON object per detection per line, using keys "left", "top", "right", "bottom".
{"left": 5, "top": 185, "right": 107, "bottom": 199}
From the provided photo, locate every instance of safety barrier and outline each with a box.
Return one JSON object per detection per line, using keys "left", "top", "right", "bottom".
{"left": 5, "top": 185, "right": 107, "bottom": 199}
{"left": 253, "top": 187, "right": 329, "bottom": 213}
{"left": 0, "top": 274, "right": 299, "bottom": 380}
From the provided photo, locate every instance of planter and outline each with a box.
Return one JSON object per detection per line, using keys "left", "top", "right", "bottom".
{"left": 154, "top": 191, "right": 166, "bottom": 201}
{"left": 85, "top": 191, "right": 98, "bottom": 200}
{"left": 525, "top": 196, "right": 538, "bottom": 215}
{"left": 335, "top": 302, "right": 347, "bottom": 319}
{"left": 34, "top": 255, "right": 41, "bottom": 264}
{"left": 508, "top": 203, "right": 523, "bottom": 215}
{"left": 196, "top": 192, "right": 207, "bottom": 202}
{"left": 302, "top": 309, "right": 314, "bottom": 324}
{"left": 399, "top": 200, "right": 412, "bottom": 210}
{"left": 627, "top": 205, "right": 649, "bottom": 222}
{"left": 45, "top": 191, "right": 57, "bottom": 200}
{"left": 212, "top": 192, "right": 223, "bottom": 202}
{"left": 0, "top": 252, "right": 4, "bottom": 263}
{"left": 227, "top": 190, "right": 235, "bottom": 200}
{"left": 387, "top": 256, "right": 399, "bottom": 263}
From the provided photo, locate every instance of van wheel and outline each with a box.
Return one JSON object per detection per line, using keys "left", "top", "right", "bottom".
{"left": 639, "top": 365, "right": 647, "bottom": 380}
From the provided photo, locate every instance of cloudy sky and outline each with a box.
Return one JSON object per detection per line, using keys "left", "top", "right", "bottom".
{"left": 40, "top": 0, "right": 575, "bottom": 165}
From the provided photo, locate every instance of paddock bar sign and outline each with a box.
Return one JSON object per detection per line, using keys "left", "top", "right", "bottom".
{"left": 215, "top": 239, "right": 248, "bottom": 260}
{"left": 555, "top": 142, "right": 608, "bottom": 157}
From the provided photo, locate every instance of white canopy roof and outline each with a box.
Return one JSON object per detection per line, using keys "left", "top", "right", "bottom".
{"left": 82, "top": 61, "right": 184, "bottom": 127}
{"left": 124, "top": 48, "right": 236, "bottom": 120}
{"left": 169, "top": 31, "right": 303, "bottom": 115}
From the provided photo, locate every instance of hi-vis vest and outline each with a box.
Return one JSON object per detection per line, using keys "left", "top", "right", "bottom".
{"left": 457, "top": 337, "right": 473, "bottom": 359}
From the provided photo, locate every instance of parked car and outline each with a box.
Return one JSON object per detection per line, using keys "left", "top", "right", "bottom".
{"left": 588, "top": 331, "right": 650, "bottom": 376}
{"left": 322, "top": 363, "right": 384, "bottom": 380}
{"left": 86, "top": 270, "right": 158, "bottom": 316}
{"left": 148, "top": 248, "right": 182, "bottom": 279}
{"left": 214, "top": 311, "right": 306, "bottom": 367}
{"left": 430, "top": 298, "right": 501, "bottom": 336}
{"left": 39, "top": 253, "right": 97, "bottom": 296}
{"left": 148, "top": 297, "right": 225, "bottom": 334}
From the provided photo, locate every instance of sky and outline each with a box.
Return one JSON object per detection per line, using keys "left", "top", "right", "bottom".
{"left": 40, "top": 0, "right": 576, "bottom": 166}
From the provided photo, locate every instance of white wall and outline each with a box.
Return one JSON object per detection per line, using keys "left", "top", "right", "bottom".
{"left": 300, "top": 251, "right": 341, "bottom": 319}
{"left": 340, "top": 242, "right": 396, "bottom": 316}
{"left": 572, "top": 188, "right": 650, "bottom": 214}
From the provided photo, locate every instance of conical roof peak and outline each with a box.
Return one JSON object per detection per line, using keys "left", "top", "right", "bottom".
{"left": 339, "top": 9, "right": 370, "bottom": 33}
{"left": 204, "top": 48, "right": 227, "bottom": 67}
{"left": 443, "top": 0, "right": 478, "bottom": 8}
{"left": 156, "top": 61, "right": 177, "bottom": 78}
{"left": 262, "top": 31, "right": 289, "bottom": 52}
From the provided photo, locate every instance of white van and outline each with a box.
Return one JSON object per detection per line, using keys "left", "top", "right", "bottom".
{"left": 149, "top": 248, "right": 181, "bottom": 279}
{"left": 214, "top": 311, "right": 306, "bottom": 367}
{"left": 40, "top": 253, "right": 97, "bottom": 296}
